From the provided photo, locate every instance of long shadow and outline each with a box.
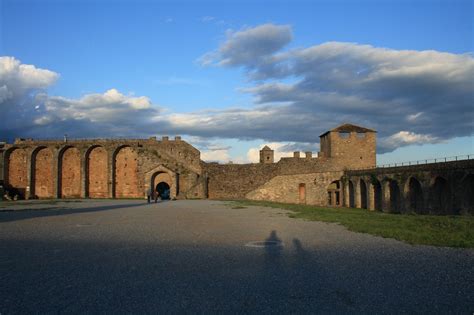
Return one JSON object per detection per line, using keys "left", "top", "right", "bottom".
{"left": 0, "top": 201, "right": 150, "bottom": 223}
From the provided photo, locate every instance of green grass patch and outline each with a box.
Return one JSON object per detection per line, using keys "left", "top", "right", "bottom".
{"left": 232, "top": 200, "right": 474, "bottom": 248}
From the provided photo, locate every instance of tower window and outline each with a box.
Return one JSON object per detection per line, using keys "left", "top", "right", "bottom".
{"left": 356, "top": 132, "right": 366, "bottom": 138}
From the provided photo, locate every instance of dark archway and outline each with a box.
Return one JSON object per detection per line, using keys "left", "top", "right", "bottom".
{"left": 348, "top": 180, "right": 355, "bottom": 208}
{"left": 460, "top": 174, "right": 474, "bottom": 214}
{"left": 429, "top": 177, "right": 452, "bottom": 215}
{"left": 373, "top": 180, "right": 382, "bottom": 211}
{"left": 389, "top": 180, "right": 401, "bottom": 213}
{"left": 360, "top": 179, "right": 367, "bottom": 209}
{"left": 327, "top": 180, "right": 342, "bottom": 206}
{"left": 156, "top": 182, "right": 170, "bottom": 200}
{"left": 407, "top": 177, "right": 424, "bottom": 214}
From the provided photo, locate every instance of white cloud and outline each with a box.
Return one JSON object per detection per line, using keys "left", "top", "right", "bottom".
{"left": 381, "top": 131, "right": 441, "bottom": 151}
{"left": 199, "top": 23, "right": 293, "bottom": 67}
{"left": 0, "top": 56, "right": 58, "bottom": 106}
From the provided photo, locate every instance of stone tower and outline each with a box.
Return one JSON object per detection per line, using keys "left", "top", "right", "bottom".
{"left": 259, "top": 145, "right": 274, "bottom": 164}
{"left": 319, "top": 123, "right": 376, "bottom": 169}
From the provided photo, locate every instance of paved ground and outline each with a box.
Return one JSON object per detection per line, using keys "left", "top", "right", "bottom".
{"left": 0, "top": 199, "right": 473, "bottom": 314}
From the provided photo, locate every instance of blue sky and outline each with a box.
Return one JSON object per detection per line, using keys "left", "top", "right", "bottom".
{"left": 1, "top": 0, "right": 473, "bottom": 164}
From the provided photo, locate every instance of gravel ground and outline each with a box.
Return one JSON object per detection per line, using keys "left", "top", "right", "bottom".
{"left": 0, "top": 199, "right": 473, "bottom": 314}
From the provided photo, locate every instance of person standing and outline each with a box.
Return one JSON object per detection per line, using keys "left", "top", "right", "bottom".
{"left": 154, "top": 188, "right": 160, "bottom": 203}
{"left": 147, "top": 187, "right": 152, "bottom": 203}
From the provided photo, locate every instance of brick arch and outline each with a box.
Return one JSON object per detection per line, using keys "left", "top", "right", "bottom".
{"left": 428, "top": 176, "right": 452, "bottom": 215}
{"left": 58, "top": 146, "right": 81, "bottom": 198}
{"left": 32, "top": 146, "right": 54, "bottom": 198}
{"left": 113, "top": 146, "right": 139, "bottom": 198}
{"left": 5, "top": 147, "right": 28, "bottom": 199}
{"left": 405, "top": 177, "right": 425, "bottom": 214}
{"left": 327, "top": 180, "right": 342, "bottom": 206}
{"left": 371, "top": 178, "right": 382, "bottom": 211}
{"left": 382, "top": 178, "right": 401, "bottom": 213}
{"left": 85, "top": 145, "right": 108, "bottom": 198}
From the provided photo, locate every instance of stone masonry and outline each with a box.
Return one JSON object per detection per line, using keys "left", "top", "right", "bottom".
{"left": 1, "top": 123, "right": 473, "bottom": 214}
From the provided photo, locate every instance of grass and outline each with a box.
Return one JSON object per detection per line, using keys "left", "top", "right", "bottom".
{"left": 232, "top": 200, "right": 474, "bottom": 248}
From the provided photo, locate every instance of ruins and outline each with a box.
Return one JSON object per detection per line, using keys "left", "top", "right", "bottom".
{"left": 0, "top": 123, "right": 473, "bottom": 215}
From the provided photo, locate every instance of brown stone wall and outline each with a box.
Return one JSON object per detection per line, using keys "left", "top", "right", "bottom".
{"left": 327, "top": 131, "right": 376, "bottom": 169}
{"left": 246, "top": 171, "right": 343, "bottom": 206}
{"left": 34, "top": 148, "right": 54, "bottom": 198}
{"left": 204, "top": 163, "right": 279, "bottom": 199}
{"left": 115, "top": 146, "right": 140, "bottom": 198}
{"left": 61, "top": 147, "right": 81, "bottom": 198}
{"left": 87, "top": 146, "right": 108, "bottom": 198}
{"left": 7, "top": 148, "right": 28, "bottom": 197}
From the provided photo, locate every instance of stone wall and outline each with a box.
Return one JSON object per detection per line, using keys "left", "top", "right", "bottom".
{"left": 87, "top": 146, "right": 108, "bottom": 198}
{"left": 33, "top": 148, "right": 54, "bottom": 198}
{"left": 246, "top": 171, "right": 344, "bottom": 205}
{"left": 2, "top": 136, "right": 204, "bottom": 200}
{"left": 203, "top": 163, "right": 279, "bottom": 199}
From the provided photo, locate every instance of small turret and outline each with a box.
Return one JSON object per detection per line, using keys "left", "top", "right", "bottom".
{"left": 259, "top": 145, "right": 274, "bottom": 164}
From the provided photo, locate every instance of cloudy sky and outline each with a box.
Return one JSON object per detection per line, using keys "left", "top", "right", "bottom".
{"left": 1, "top": 0, "right": 473, "bottom": 164}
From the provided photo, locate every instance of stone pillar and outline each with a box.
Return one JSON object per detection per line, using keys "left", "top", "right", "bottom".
{"left": 343, "top": 181, "right": 350, "bottom": 207}
{"left": 53, "top": 148, "right": 60, "bottom": 198}
{"left": 381, "top": 181, "right": 390, "bottom": 212}
{"left": 26, "top": 148, "right": 33, "bottom": 199}
{"left": 108, "top": 149, "right": 115, "bottom": 198}
{"left": 368, "top": 182, "right": 375, "bottom": 211}
{"left": 81, "top": 148, "right": 87, "bottom": 198}
{"left": 355, "top": 178, "right": 361, "bottom": 208}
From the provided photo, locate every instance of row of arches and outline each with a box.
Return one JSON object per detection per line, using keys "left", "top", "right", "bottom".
{"left": 4, "top": 145, "right": 141, "bottom": 199}
{"left": 328, "top": 174, "right": 474, "bottom": 215}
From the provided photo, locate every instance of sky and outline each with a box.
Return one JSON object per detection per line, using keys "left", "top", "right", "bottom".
{"left": 0, "top": 0, "right": 473, "bottom": 164}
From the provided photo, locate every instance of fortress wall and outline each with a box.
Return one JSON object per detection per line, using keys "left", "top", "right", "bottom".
{"left": 2, "top": 138, "right": 204, "bottom": 200}
{"left": 246, "top": 171, "right": 344, "bottom": 206}
{"left": 204, "top": 163, "right": 279, "bottom": 199}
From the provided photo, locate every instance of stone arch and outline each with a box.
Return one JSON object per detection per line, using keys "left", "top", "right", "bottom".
{"left": 372, "top": 179, "right": 382, "bottom": 211}
{"left": 384, "top": 179, "right": 401, "bottom": 213}
{"left": 86, "top": 145, "right": 108, "bottom": 198}
{"left": 348, "top": 180, "right": 355, "bottom": 208}
{"left": 152, "top": 172, "right": 172, "bottom": 200}
{"left": 359, "top": 179, "right": 368, "bottom": 209}
{"left": 5, "top": 147, "right": 28, "bottom": 199}
{"left": 32, "top": 146, "right": 54, "bottom": 198}
{"left": 459, "top": 174, "right": 474, "bottom": 214}
{"left": 327, "top": 180, "right": 342, "bottom": 206}
{"left": 145, "top": 164, "right": 178, "bottom": 200}
{"left": 405, "top": 177, "right": 424, "bottom": 214}
{"left": 113, "top": 146, "right": 139, "bottom": 198}
{"left": 429, "top": 176, "right": 452, "bottom": 215}
{"left": 58, "top": 146, "right": 81, "bottom": 198}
